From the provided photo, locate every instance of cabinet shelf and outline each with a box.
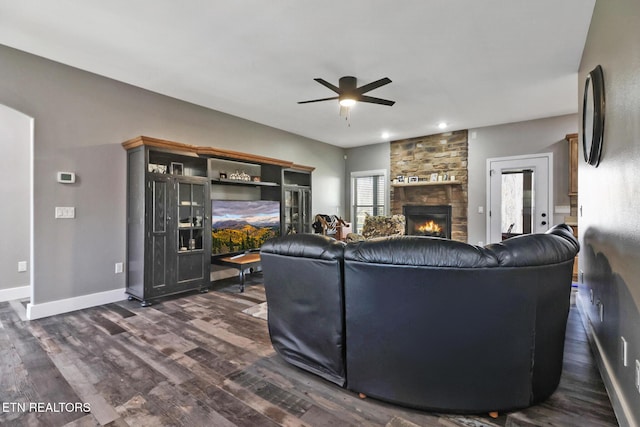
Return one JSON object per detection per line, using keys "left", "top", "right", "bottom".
{"left": 211, "top": 178, "right": 280, "bottom": 187}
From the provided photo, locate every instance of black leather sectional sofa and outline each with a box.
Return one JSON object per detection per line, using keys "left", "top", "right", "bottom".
{"left": 260, "top": 224, "right": 579, "bottom": 413}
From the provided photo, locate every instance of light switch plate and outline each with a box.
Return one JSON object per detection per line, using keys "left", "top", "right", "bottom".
{"left": 55, "top": 207, "right": 75, "bottom": 219}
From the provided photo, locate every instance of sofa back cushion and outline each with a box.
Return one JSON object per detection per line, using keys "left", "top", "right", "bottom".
{"left": 260, "top": 234, "right": 347, "bottom": 386}
{"left": 344, "top": 235, "right": 499, "bottom": 267}
{"left": 486, "top": 224, "right": 580, "bottom": 267}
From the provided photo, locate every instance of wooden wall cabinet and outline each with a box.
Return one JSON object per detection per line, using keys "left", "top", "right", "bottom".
{"left": 566, "top": 132, "right": 579, "bottom": 281}
{"left": 567, "top": 133, "right": 578, "bottom": 196}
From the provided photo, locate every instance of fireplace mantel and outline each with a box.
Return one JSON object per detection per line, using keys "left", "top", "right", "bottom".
{"left": 392, "top": 180, "right": 461, "bottom": 199}
{"left": 391, "top": 180, "right": 460, "bottom": 187}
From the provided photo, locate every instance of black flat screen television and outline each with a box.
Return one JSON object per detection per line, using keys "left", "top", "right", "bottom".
{"left": 211, "top": 200, "right": 280, "bottom": 255}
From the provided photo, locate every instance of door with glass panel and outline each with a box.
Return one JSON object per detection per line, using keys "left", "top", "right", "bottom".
{"left": 487, "top": 154, "right": 553, "bottom": 243}
{"left": 283, "top": 186, "right": 311, "bottom": 234}
{"left": 176, "top": 177, "right": 210, "bottom": 287}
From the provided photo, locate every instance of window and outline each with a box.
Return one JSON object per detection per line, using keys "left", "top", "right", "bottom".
{"left": 352, "top": 171, "right": 387, "bottom": 234}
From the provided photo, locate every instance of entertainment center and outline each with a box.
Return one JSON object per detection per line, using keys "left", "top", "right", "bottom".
{"left": 122, "top": 136, "right": 313, "bottom": 306}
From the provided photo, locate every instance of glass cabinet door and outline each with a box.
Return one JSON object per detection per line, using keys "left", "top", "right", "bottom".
{"left": 284, "top": 188, "right": 300, "bottom": 234}
{"left": 301, "top": 189, "right": 311, "bottom": 233}
{"left": 177, "top": 181, "right": 205, "bottom": 252}
{"left": 283, "top": 187, "right": 311, "bottom": 235}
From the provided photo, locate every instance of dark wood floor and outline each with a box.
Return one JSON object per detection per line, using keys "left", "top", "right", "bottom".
{"left": 0, "top": 275, "right": 619, "bottom": 426}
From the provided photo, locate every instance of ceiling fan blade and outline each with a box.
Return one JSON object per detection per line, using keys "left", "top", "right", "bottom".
{"left": 298, "top": 96, "right": 339, "bottom": 104}
{"left": 358, "top": 95, "right": 395, "bottom": 106}
{"left": 356, "top": 77, "right": 392, "bottom": 95}
{"left": 313, "top": 78, "right": 341, "bottom": 94}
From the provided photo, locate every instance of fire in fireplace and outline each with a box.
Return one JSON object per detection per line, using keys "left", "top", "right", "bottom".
{"left": 403, "top": 205, "right": 452, "bottom": 239}
{"left": 417, "top": 220, "right": 442, "bottom": 235}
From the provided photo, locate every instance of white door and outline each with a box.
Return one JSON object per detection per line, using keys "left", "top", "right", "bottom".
{"left": 487, "top": 153, "right": 553, "bottom": 243}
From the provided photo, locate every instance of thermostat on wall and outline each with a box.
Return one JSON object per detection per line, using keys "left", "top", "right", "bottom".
{"left": 57, "top": 171, "right": 76, "bottom": 184}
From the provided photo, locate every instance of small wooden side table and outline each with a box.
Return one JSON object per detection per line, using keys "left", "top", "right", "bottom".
{"left": 213, "top": 253, "right": 261, "bottom": 292}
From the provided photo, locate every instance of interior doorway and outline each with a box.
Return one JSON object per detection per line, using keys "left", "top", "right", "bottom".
{"left": 486, "top": 153, "right": 553, "bottom": 243}
{"left": 0, "top": 104, "right": 33, "bottom": 313}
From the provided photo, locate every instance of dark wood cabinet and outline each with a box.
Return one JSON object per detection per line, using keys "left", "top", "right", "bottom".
{"left": 124, "top": 142, "right": 211, "bottom": 306}
{"left": 123, "top": 136, "right": 314, "bottom": 303}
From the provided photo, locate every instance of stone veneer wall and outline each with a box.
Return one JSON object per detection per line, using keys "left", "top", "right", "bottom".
{"left": 390, "top": 130, "right": 468, "bottom": 242}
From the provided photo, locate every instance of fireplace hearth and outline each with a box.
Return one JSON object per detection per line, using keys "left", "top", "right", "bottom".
{"left": 403, "top": 205, "right": 452, "bottom": 239}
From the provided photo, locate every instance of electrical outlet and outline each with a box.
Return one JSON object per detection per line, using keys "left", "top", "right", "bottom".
{"left": 635, "top": 360, "right": 640, "bottom": 394}
{"left": 115, "top": 262, "right": 123, "bottom": 274}
{"left": 621, "top": 337, "right": 628, "bottom": 367}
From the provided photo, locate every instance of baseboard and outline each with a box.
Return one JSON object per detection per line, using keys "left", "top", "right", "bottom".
{"left": 576, "top": 293, "right": 635, "bottom": 427}
{"left": 26, "top": 288, "right": 127, "bottom": 320}
{"left": 0, "top": 285, "right": 30, "bottom": 302}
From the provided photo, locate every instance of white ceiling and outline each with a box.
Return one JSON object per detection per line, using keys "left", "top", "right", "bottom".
{"left": 0, "top": 1, "right": 595, "bottom": 148}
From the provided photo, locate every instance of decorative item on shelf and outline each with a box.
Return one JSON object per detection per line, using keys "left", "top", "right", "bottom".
{"left": 408, "top": 176, "right": 419, "bottom": 183}
{"left": 430, "top": 173, "right": 438, "bottom": 182}
{"left": 170, "top": 162, "right": 184, "bottom": 175}
{"left": 438, "top": 175, "right": 443, "bottom": 182}
{"left": 148, "top": 164, "right": 167, "bottom": 174}
{"left": 396, "top": 175, "right": 405, "bottom": 183}
{"left": 219, "top": 172, "right": 227, "bottom": 179}
{"left": 443, "top": 173, "right": 449, "bottom": 181}
{"left": 449, "top": 175, "right": 456, "bottom": 181}
{"left": 251, "top": 175, "right": 261, "bottom": 182}
{"left": 229, "top": 170, "right": 252, "bottom": 181}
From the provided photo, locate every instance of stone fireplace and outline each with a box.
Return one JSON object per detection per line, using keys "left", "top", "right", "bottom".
{"left": 391, "top": 130, "right": 468, "bottom": 242}
{"left": 403, "top": 205, "right": 452, "bottom": 239}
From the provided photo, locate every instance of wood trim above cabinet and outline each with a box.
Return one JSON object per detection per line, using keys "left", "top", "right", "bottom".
{"left": 122, "top": 135, "right": 295, "bottom": 168}
{"left": 290, "top": 164, "right": 316, "bottom": 172}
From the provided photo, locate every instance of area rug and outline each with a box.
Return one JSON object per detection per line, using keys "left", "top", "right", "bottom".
{"left": 242, "top": 301, "right": 268, "bottom": 320}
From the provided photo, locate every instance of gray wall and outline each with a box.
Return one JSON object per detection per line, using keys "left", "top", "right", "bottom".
{"left": 467, "top": 114, "right": 578, "bottom": 245}
{"left": 0, "top": 104, "right": 31, "bottom": 291}
{"left": 344, "top": 142, "right": 390, "bottom": 222}
{"left": 579, "top": 1, "right": 640, "bottom": 424}
{"left": 0, "top": 44, "right": 345, "bottom": 305}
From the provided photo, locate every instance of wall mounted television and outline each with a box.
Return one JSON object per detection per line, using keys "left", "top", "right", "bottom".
{"left": 211, "top": 200, "right": 280, "bottom": 255}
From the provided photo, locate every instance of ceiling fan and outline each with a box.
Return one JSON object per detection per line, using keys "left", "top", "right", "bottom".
{"left": 298, "top": 76, "right": 395, "bottom": 107}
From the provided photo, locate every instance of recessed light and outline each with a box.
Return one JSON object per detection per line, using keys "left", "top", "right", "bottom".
{"left": 381, "top": 132, "right": 390, "bottom": 139}
{"left": 438, "top": 122, "right": 448, "bottom": 130}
